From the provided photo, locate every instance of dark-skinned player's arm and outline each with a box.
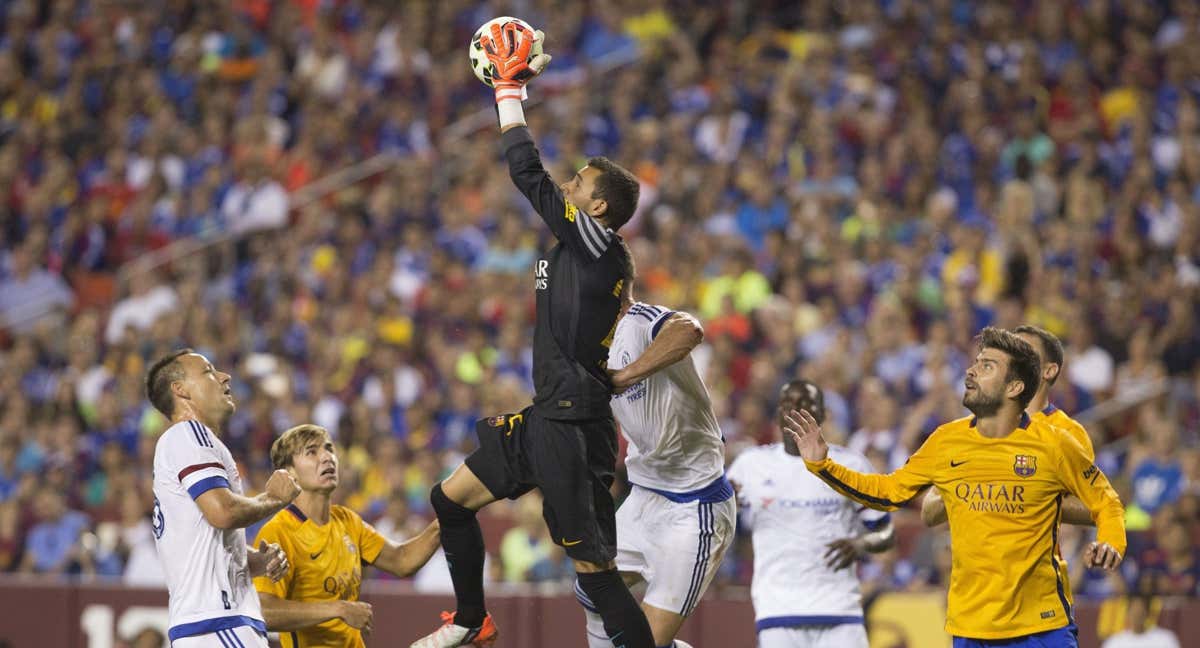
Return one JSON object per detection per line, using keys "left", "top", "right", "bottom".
{"left": 784, "top": 409, "right": 938, "bottom": 511}
{"left": 824, "top": 517, "right": 895, "bottom": 571}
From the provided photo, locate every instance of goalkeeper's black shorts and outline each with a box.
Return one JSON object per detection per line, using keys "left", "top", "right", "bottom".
{"left": 465, "top": 405, "right": 618, "bottom": 564}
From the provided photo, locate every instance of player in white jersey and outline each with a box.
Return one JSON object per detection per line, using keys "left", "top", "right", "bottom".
{"left": 577, "top": 299, "right": 735, "bottom": 648}
{"left": 146, "top": 348, "right": 302, "bottom": 647}
{"left": 727, "top": 380, "right": 895, "bottom": 648}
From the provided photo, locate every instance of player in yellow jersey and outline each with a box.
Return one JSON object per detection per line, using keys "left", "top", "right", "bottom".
{"left": 254, "top": 424, "right": 442, "bottom": 648}
{"left": 785, "top": 327, "right": 1125, "bottom": 647}
{"left": 922, "top": 325, "right": 1097, "bottom": 606}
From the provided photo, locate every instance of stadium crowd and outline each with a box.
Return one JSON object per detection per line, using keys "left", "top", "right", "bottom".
{"left": 0, "top": 0, "right": 1198, "bottom": 623}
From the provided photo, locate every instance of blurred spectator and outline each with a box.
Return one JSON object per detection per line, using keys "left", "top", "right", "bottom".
{"left": 0, "top": 243, "right": 74, "bottom": 333}
{"left": 104, "top": 273, "right": 180, "bottom": 345}
{"left": 1131, "top": 516, "right": 1199, "bottom": 596}
{"left": 0, "top": 438, "right": 16, "bottom": 502}
{"left": 18, "top": 488, "right": 91, "bottom": 575}
{"left": 125, "top": 627, "right": 167, "bottom": 648}
{"left": 118, "top": 489, "right": 166, "bottom": 586}
{"left": 1131, "top": 422, "right": 1186, "bottom": 518}
{"left": 1100, "top": 595, "right": 1181, "bottom": 648}
{"left": 222, "top": 155, "right": 289, "bottom": 235}
{"left": 499, "top": 491, "right": 566, "bottom": 583}
{"left": 0, "top": 501, "right": 19, "bottom": 572}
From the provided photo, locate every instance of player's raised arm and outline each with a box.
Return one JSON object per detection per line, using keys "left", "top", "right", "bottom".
{"left": 608, "top": 311, "right": 703, "bottom": 392}
{"left": 1053, "top": 433, "right": 1126, "bottom": 570}
{"left": 785, "top": 409, "right": 937, "bottom": 511}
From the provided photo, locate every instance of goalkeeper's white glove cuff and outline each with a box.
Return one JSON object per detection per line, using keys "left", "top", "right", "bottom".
{"left": 495, "top": 84, "right": 527, "bottom": 129}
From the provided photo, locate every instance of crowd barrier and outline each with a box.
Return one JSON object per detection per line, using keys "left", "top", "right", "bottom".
{"left": 0, "top": 579, "right": 1194, "bottom": 647}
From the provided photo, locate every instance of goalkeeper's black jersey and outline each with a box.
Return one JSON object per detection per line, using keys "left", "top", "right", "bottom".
{"left": 502, "top": 126, "right": 629, "bottom": 421}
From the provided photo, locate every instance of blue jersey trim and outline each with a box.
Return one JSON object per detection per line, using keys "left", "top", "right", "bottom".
{"left": 861, "top": 513, "right": 891, "bottom": 531}
{"left": 632, "top": 474, "right": 734, "bottom": 504}
{"left": 1042, "top": 403, "right": 1059, "bottom": 416}
{"left": 681, "top": 502, "right": 715, "bottom": 613}
{"left": 969, "top": 412, "right": 1031, "bottom": 429}
{"left": 1049, "top": 495, "right": 1074, "bottom": 624}
{"left": 168, "top": 615, "right": 267, "bottom": 641}
{"left": 756, "top": 615, "right": 863, "bottom": 631}
{"left": 286, "top": 503, "right": 308, "bottom": 523}
{"left": 649, "top": 311, "right": 676, "bottom": 339}
{"left": 187, "top": 475, "right": 230, "bottom": 500}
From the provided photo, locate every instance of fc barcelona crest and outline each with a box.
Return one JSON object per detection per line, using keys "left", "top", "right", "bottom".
{"left": 488, "top": 415, "right": 506, "bottom": 428}
{"left": 1014, "top": 454, "right": 1037, "bottom": 477}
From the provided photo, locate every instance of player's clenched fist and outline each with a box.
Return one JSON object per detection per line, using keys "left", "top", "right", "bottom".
{"left": 265, "top": 469, "right": 301, "bottom": 503}
{"left": 250, "top": 539, "right": 290, "bottom": 582}
{"left": 339, "top": 600, "right": 373, "bottom": 633}
{"left": 1084, "top": 541, "right": 1122, "bottom": 571}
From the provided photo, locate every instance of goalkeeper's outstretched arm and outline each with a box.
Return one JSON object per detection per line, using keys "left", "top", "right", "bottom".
{"left": 484, "top": 25, "right": 618, "bottom": 260}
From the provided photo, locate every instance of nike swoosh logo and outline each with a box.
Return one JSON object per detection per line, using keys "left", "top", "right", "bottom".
{"left": 561, "top": 538, "right": 583, "bottom": 547}
{"left": 310, "top": 550, "right": 323, "bottom": 560}
{"left": 950, "top": 460, "right": 968, "bottom": 467}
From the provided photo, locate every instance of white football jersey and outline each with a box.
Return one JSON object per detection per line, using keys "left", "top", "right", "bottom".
{"left": 727, "top": 443, "right": 889, "bottom": 630}
{"left": 152, "top": 420, "right": 265, "bottom": 642}
{"left": 608, "top": 303, "right": 725, "bottom": 493}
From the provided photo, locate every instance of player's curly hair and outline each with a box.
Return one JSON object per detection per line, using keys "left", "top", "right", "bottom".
{"left": 146, "top": 348, "right": 193, "bottom": 416}
{"left": 978, "top": 327, "right": 1041, "bottom": 409}
{"left": 586, "top": 156, "right": 640, "bottom": 230}
{"left": 1012, "top": 324, "right": 1064, "bottom": 385}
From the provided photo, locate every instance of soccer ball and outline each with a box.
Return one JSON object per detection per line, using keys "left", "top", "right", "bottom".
{"left": 468, "top": 16, "right": 542, "bottom": 88}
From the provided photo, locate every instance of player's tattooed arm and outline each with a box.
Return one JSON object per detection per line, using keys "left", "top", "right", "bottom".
{"left": 195, "top": 469, "right": 300, "bottom": 530}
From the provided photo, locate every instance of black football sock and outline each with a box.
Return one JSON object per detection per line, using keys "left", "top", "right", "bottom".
{"left": 576, "top": 569, "right": 655, "bottom": 648}
{"left": 430, "top": 483, "right": 486, "bottom": 628}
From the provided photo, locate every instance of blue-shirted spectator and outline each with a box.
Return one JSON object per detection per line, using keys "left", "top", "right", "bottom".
{"left": 19, "top": 489, "right": 91, "bottom": 575}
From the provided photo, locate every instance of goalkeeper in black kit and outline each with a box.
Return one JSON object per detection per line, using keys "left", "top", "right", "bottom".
{"left": 410, "top": 21, "right": 656, "bottom": 648}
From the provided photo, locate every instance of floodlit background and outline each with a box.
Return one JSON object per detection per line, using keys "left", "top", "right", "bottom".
{"left": 0, "top": 1, "right": 1197, "bottom": 646}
